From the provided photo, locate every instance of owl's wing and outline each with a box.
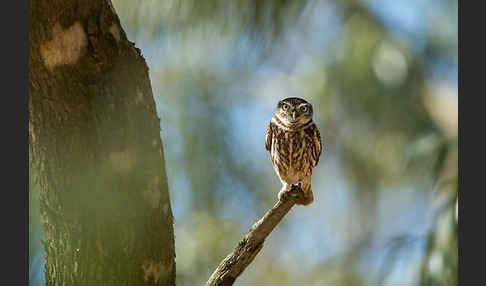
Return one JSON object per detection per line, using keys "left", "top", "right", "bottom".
{"left": 265, "top": 121, "right": 273, "bottom": 152}
{"left": 312, "top": 125, "right": 323, "bottom": 166}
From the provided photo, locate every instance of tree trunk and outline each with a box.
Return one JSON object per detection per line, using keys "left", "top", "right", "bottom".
{"left": 29, "top": 0, "right": 175, "bottom": 285}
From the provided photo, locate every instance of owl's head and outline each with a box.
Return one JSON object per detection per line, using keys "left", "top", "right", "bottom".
{"left": 275, "top": 97, "right": 314, "bottom": 127}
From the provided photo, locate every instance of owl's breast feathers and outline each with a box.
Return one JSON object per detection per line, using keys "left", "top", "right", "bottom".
{"left": 265, "top": 116, "right": 322, "bottom": 177}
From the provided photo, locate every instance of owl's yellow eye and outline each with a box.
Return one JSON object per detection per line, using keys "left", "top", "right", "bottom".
{"left": 300, "top": 106, "right": 308, "bottom": 112}
{"left": 282, "top": 104, "right": 290, "bottom": 111}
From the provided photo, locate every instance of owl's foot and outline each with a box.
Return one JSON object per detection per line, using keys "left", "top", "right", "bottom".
{"left": 278, "top": 183, "right": 307, "bottom": 204}
{"left": 297, "top": 190, "right": 314, "bottom": 206}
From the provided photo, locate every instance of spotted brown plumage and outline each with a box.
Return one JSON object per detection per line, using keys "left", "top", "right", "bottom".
{"left": 265, "top": 97, "right": 322, "bottom": 205}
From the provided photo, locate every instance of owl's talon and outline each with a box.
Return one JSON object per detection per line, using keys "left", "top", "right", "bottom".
{"left": 279, "top": 184, "right": 306, "bottom": 203}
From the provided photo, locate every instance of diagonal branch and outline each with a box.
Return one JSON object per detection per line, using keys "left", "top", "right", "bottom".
{"left": 205, "top": 185, "right": 306, "bottom": 286}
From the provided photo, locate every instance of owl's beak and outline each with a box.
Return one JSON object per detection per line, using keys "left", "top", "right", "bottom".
{"left": 292, "top": 111, "right": 297, "bottom": 120}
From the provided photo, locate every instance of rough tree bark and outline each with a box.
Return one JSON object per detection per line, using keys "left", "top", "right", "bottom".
{"left": 29, "top": 0, "right": 175, "bottom": 285}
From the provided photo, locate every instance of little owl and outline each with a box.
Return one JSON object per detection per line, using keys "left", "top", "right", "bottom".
{"left": 265, "top": 97, "right": 322, "bottom": 205}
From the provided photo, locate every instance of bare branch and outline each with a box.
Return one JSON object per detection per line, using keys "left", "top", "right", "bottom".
{"left": 205, "top": 184, "right": 306, "bottom": 286}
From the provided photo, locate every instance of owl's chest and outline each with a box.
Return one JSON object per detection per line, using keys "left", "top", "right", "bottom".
{"left": 271, "top": 130, "right": 313, "bottom": 176}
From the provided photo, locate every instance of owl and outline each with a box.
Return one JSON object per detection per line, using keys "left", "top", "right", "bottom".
{"left": 265, "top": 97, "right": 322, "bottom": 205}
